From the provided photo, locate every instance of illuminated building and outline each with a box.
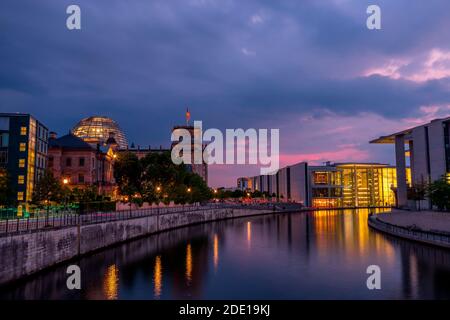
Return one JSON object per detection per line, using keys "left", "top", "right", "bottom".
{"left": 237, "top": 177, "right": 252, "bottom": 191}
{"left": 171, "top": 124, "right": 208, "bottom": 185}
{"left": 242, "top": 161, "right": 409, "bottom": 208}
{"left": 371, "top": 117, "right": 450, "bottom": 209}
{"left": 48, "top": 132, "right": 116, "bottom": 196}
{"left": 0, "top": 113, "right": 48, "bottom": 209}
{"left": 72, "top": 116, "right": 128, "bottom": 149}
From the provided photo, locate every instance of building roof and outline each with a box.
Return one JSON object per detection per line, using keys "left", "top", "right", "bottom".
{"left": 49, "top": 133, "right": 95, "bottom": 151}
{"left": 370, "top": 116, "right": 450, "bottom": 144}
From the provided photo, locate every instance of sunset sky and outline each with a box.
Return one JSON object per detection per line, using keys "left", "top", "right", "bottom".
{"left": 2, "top": 0, "right": 450, "bottom": 187}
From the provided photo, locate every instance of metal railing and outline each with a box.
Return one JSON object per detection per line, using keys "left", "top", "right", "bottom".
{"left": 0, "top": 203, "right": 270, "bottom": 237}
{"left": 368, "top": 214, "right": 450, "bottom": 246}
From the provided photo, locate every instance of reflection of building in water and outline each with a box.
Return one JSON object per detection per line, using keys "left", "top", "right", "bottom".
{"left": 213, "top": 234, "right": 219, "bottom": 271}
{"left": 242, "top": 162, "right": 411, "bottom": 208}
{"left": 153, "top": 256, "right": 162, "bottom": 299}
{"left": 186, "top": 243, "right": 193, "bottom": 284}
{"left": 103, "top": 264, "right": 119, "bottom": 300}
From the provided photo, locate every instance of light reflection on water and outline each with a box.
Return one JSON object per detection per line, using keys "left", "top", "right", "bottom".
{"left": 3, "top": 209, "right": 450, "bottom": 300}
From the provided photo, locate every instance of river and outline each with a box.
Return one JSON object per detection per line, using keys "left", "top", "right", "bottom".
{"left": 2, "top": 209, "right": 450, "bottom": 299}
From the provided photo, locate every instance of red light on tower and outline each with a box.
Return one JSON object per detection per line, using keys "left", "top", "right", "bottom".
{"left": 186, "top": 107, "right": 191, "bottom": 125}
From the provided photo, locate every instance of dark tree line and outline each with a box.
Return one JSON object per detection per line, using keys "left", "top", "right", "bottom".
{"left": 113, "top": 151, "right": 211, "bottom": 205}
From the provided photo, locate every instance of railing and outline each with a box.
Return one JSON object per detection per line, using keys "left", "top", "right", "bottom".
{"left": 368, "top": 214, "right": 450, "bottom": 246}
{"left": 0, "top": 203, "right": 270, "bottom": 237}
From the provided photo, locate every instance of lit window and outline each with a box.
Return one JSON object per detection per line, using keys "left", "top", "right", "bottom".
{"left": 19, "top": 143, "right": 26, "bottom": 152}
{"left": 19, "top": 159, "right": 25, "bottom": 168}
{"left": 18, "top": 175, "right": 24, "bottom": 184}
{"left": 20, "top": 127, "right": 27, "bottom": 136}
{"left": 17, "top": 192, "right": 24, "bottom": 201}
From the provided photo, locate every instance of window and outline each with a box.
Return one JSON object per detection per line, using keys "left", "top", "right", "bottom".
{"left": 18, "top": 175, "right": 24, "bottom": 184}
{"left": 0, "top": 133, "right": 9, "bottom": 147}
{"left": 19, "top": 159, "right": 25, "bottom": 168}
{"left": 48, "top": 156, "right": 54, "bottom": 168}
{"left": 17, "top": 192, "right": 24, "bottom": 201}
{"left": 79, "top": 157, "right": 85, "bottom": 167}
{"left": 78, "top": 174, "right": 85, "bottom": 183}
{"left": 20, "top": 126, "right": 27, "bottom": 136}
{"left": 19, "top": 142, "right": 26, "bottom": 152}
{"left": 313, "top": 172, "right": 329, "bottom": 185}
{"left": 312, "top": 188, "right": 329, "bottom": 198}
{"left": 66, "top": 157, "right": 72, "bottom": 167}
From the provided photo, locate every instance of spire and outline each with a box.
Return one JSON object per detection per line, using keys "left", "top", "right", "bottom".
{"left": 186, "top": 107, "right": 191, "bottom": 126}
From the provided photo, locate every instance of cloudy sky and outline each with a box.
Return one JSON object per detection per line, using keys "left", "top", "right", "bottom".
{"left": 1, "top": 0, "right": 450, "bottom": 187}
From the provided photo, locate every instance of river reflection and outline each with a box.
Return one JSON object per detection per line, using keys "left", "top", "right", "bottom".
{"left": 2, "top": 209, "right": 450, "bottom": 299}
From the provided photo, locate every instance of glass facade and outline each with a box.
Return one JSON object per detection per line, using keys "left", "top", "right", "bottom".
{"left": 310, "top": 164, "right": 410, "bottom": 208}
{"left": 72, "top": 116, "right": 128, "bottom": 149}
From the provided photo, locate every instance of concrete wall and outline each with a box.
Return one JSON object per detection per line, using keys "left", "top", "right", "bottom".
{"left": 290, "top": 162, "right": 308, "bottom": 204}
{"left": 428, "top": 120, "right": 446, "bottom": 182}
{"left": 0, "top": 207, "right": 272, "bottom": 286}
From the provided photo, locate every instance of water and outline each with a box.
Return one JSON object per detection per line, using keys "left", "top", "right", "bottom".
{"left": 2, "top": 209, "right": 450, "bottom": 300}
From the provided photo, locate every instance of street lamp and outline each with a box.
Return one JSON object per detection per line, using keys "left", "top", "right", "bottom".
{"left": 187, "top": 187, "right": 191, "bottom": 193}
{"left": 156, "top": 186, "right": 161, "bottom": 192}
{"left": 63, "top": 178, "right": 69, "bottom": 185}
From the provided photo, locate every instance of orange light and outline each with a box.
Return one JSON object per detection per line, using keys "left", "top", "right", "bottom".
{"left": 63, "top": 178, "right": 69, "bottom": 185}
{"left": 187, "top": 188, "right": 191, "bottom": 193}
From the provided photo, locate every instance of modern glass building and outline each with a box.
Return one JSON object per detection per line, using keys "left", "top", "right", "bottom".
{"left": 242, "top": 162, "right": 410, "bottom": 208}
{"left": 72, "top": 116, "right": 128, "bottom": 149}
{"left": 0, "top": 113, "right": 48, "bottom": 211}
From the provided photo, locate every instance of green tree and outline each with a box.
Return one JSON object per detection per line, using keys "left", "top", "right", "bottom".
{"left": 0, "top": 168, "right": 14, "bottom": 206}
{"left": 113, "top": 152, "right": 142, "bottom": 206}
{"left": 32, "top": 170, "right": 63, "bottom": 217}
{"left": 427, "top": 176, "right": 450, "bottom": 211}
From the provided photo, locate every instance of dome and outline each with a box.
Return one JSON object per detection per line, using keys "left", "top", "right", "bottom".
{"left": 72, "top": 116, "right": 128, "bottom": 149}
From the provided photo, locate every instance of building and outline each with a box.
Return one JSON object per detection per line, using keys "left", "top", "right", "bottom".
{"left": 371, "top": 117, "right": 450, "bottom": 208}
{"left": 117, "top": 145, "right": 170, "bottom": 160}
{"left": 237, "top": 177, "right": 252, "bottom": 191}
{"left": 242, "top": 161, "right": 407, "bottom": 208}
{"left": 0, "top": 113, "right": 48, "bottom": 207}
{"left": 171, "top": 124, "right": 208, "bottom": 185}
{"left": 72, "top": 116, "right": 128, "bottom": 149}
{"left": 48, "top": 133, "right": 115, "bottom": 196}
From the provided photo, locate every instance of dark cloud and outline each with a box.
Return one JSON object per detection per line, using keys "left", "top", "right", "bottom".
{"left": 1, "top": 0, "right": 450, "bottom": 185}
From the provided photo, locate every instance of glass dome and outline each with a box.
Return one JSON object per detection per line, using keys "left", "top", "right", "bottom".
{"left": 72, "top": 116, "right": 128, "bottom": 149}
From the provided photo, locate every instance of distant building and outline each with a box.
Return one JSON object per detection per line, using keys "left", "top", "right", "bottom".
{"left": 117, "top": 145, "right": 170, "bottom": 160}
{"left": 0, "top": 113, "right": 48, "bottom": 207}
{"left": 371, "top": 117, "right": 450, "bottom": 208}
{"left": 48, "top": 133, "right": 115, "bottom": 196}
{"left": 243, "top": 162, "right": 408, "bottom": 208}
{"left": 171, "top": 124, "right": 208, "bottom": 185}
{"left": 237, "top": 177, "right": 252, "bottom": 191}
{"left": 72, "top": 116, "right": 128, "bottom": 149}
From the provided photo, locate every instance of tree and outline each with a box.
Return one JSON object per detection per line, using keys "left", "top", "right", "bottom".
{"left": 0, "top": 168, "right": 14, "bottom": 206}
{"left": 113, "top": 152, "right": 142, "bottom": 207}
{"left": 427, "top": 176, "right": 450, "bottom": 211}
{"left": 408, "top": 181, "right": 427, "bottom": 211}
{"left": 32, "top": 170, "right": 63, "bottom": 217}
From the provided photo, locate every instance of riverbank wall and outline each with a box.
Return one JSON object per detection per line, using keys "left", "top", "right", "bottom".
{"left": 0, "top": 207, "right": 274, "bottom": 286}
{"left": 368, "top": 213, "right": 450, "bottom": 249}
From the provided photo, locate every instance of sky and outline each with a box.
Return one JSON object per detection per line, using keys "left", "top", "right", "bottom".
{"left": 1, "top": 0, "right": 450, "bottom": 187}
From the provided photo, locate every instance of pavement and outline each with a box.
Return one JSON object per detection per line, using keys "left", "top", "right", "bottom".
{"left": 377, "top": 209, "right": 450, "bottom": 234}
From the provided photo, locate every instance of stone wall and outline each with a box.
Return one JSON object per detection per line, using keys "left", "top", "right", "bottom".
{"left": 0, "top": 207, "right": 272, "bottom": 286}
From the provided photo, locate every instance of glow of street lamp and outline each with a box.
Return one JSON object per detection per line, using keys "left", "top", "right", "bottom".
{"left": 63, "top": 178, "right": 69, "bottom": 185}
{"left": 187, "top": 187, "right": 191, "bottom": 192}
{"left": 156, "top": 186, "right": 161, "bottom": 192}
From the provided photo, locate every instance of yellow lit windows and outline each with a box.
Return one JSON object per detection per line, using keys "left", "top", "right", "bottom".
{"left": 19, "top": 159, "right": 25, "bottom": 168}
{"left": 17, "top": 192, "right": 24, "bottom": 201}
{"left": 18, "top": 175, "right": 24, "bottom": 184}
{"left": 313, "top": 172, "right": 328, "bottom": 185}
{"left": 20, "top": 126, "right": 27, "bottom": 136}
{"left": 19, "top": 142, "right": 26, "bottom": 152}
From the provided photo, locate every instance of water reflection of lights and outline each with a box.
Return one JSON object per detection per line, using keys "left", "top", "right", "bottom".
{"left": 247, "top": 221, "right": 252, "bottom": 247}
{"left": 186, "top": 243, "right": 193, "bottom": 284}
{"left": 213, "top": 234, "right": 219, "bottom": 271}
{"left": 153, "top": 256, "right": 162, "bottom": 299}
{"left": 103, "top": 264, "right": 119, "bottom": 300}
